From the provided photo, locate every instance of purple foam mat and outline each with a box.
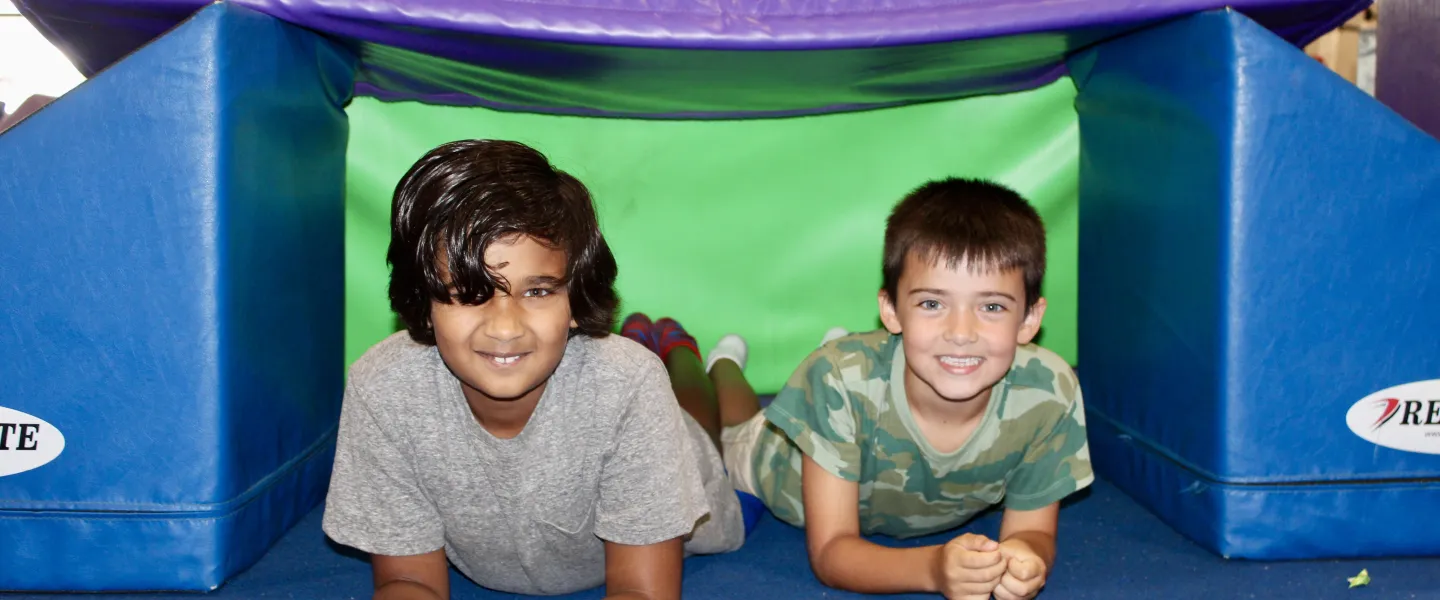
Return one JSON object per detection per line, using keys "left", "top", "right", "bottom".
{"left": 19, "top": 0, "right": 1369, "bottom": 115}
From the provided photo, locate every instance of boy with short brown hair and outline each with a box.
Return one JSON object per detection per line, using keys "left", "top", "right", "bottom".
{"left": 718, "top": 178, "right": 1093, "bottom": 599}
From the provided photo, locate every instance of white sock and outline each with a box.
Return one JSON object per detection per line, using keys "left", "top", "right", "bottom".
{"left": 820, "top": 327, "right": 850, "bottom": 347}
{"left": 706, "top": 334, "right": 748, "bottom": 374}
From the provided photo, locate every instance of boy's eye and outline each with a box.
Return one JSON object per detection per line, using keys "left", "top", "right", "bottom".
{"left": 918, "top": 299, "right": 941, "bottom": 310}
{"left": 524, "top": 288, "right": 553, "bottom": 298}
{"left": 981, "top": 303, "right": 1007, "bottom": 312}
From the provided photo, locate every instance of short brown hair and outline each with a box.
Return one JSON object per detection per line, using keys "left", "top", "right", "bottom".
{"left": 882, "top": 178, "right": 1046, "bottom": 309}
{"left": 387, "top": 140, "right": 619, "bottom": 344}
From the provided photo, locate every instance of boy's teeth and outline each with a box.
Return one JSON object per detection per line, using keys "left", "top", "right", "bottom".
{"left": 492, "top": 355, "right": 519, "bottom": 364}
{"left": 940, "top": 356, "right": 982, "bottom": 367}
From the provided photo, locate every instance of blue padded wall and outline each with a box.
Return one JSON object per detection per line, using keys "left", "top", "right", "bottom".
{"left": 1071, "top": 9, "right": 1440, "bottom": 560}
{"left": 0, "top": 4, "right": 356, "bottom": 590}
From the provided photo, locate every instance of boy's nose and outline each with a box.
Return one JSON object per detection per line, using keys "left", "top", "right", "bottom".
{"left": 946, "top": 310, "right": 980, "bottom": 344}
{"left": 483, "top": 299, "right": 524, "bottom": 343}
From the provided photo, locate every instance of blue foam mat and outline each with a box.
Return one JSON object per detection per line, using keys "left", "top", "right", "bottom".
{"left": 1087, "top": 409, "right": 1440, "bottom": 560}
{"left": 3, "top": 478, "right": 1436, "bottom": 599}
{"left": 0, "top": 3, "right": 355, "bottom": 591}
{"left": 1071, "top": 9, "right": 1440, "bottom": 559}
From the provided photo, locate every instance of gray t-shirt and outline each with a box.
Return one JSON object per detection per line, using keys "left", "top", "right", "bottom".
{"left": 322, "top": 331, "right": 744, "bottom": 595}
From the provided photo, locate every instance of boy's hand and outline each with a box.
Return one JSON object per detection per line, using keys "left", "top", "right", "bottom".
{"left": 935, "top": 533, "right": 1006, "bottom": 599}
{"left": 994, "top": 539, "right": 1048, "bottom": 600}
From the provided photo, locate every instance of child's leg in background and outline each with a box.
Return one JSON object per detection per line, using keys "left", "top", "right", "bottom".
{"left": 706, "top": 325, "right": 846, "bottom": 432}
{"left": 622, "top": 312, "right": 768, "bottom": 536}
{"left": 656, "top": 319, "right": 763, "bottom": 452}
{"left": 624, "top": 313, "right": 841, "bottom": 536}
{"left": 706, "top": 336, "right": 761, "bottom": 429}
{"left": 622, "top": 313, "right": 723, "bottom": 450}
{"left": 663, "top": 343, "right": 724, "bottom": 451}
{"left": 693, "top": 329, "right": 767, "bottom": 536}
{"left": 621, "top": 313, "right": 764, "bottom": 454}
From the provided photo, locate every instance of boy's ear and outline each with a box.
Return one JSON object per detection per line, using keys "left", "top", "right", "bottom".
{"left": 878, "top": 290, "right": 903, "bottom": 335}
{"left": 1016, "top": 296, "right": 1047, "bottom": 345}
{"left": 570, "top": 318, "right": 578, "bottom": 329}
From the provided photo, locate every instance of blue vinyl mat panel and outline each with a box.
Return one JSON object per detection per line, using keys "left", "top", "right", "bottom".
{"left": 1072, "top": 9, "right": 1440, "bottom": 560}
{"left": 0, "top": 3, "right": 356, "bottom": 591}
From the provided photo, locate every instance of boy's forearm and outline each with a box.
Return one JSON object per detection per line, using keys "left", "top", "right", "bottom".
{"left": 812, "top": 534, "right": 942, "bottom": 594}
{"left": 1001, "top": 529, "right": 1056, "bottom": 568}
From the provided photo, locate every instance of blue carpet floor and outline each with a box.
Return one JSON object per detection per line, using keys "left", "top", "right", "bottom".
{"left": 6, "top": 477, "right": 1437, "bottom": 599}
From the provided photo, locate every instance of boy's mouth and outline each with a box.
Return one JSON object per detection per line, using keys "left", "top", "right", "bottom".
{"left": 937, "top": 355, "right": 983, "bottom": 375}
{"left": 478, "top": 350, "right": 530, "bottom": 367}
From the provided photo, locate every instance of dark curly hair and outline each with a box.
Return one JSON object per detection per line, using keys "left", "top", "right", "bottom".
{"left": 882, "top": 178, "right": 1046, "bottom": 311}
{"left": 387, "top": 139, "right": 619, "bottom": 344}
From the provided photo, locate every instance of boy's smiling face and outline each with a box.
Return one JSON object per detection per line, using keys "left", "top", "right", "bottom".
{"left": 430, "top": 234, "right": 576, "bottom": 408}
{"left": 879, "top": 250, "right": 1046, "bottom": 409}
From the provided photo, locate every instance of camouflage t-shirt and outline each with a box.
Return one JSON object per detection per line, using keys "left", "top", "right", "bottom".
{"left": 751, "top": 330, "right": 1093, "bottom": 539}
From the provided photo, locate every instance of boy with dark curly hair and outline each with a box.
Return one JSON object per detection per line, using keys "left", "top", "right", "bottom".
{"left": 322, "top": 140, "right": 747, "bottom": 600}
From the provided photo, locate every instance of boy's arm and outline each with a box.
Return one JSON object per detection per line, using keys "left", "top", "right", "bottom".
{"left": 601, "top": 537, "right": 684, "bottom": 600}
{"left": 802, "top": 454, "right": 941, "bottom": 593}
{"left": 988, "top": 360, "right": 1091, "bottom": 599}
{"left": 993, "top": 504, "right": 1059, "bottom": 600}
{"left": 591, "top": 361, "right": 709, "bottom": 600}
{"left": 802, "top": 455, "right": 1005, "bottom": 598}
{"left": 323, "top": 380, "right": 449, "bottom": 599}
{"left": 999, "top": 503, "right": 1058, "bottom": 568}
{"left": 372, "top": 551, "right": 450, "bottom": 600}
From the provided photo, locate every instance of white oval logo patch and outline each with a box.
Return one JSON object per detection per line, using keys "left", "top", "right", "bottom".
{"left": 0, "top": 405, "right": 66, "bottom": 477}
{"left": 1345, "top": 380, "right": 1440, "bottom": 455}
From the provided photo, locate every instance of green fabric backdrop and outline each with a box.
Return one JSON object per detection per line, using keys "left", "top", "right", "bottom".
{"left": 345, "top": 78, "right": 1079, "bottom": 393}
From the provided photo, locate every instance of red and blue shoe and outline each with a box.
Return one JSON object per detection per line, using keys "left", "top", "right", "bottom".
{"left": 620, "top": 312, "right": 661, "bottom": 356}
{"left": 654, "top": 317, "right": 702, "bottom": 363}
